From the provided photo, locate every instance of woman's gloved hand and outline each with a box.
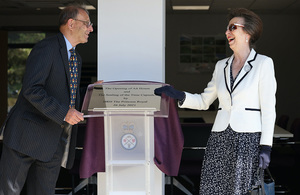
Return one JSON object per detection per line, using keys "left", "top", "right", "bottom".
{"left": 154, "top": 85, "right": 185, "bottom": 102}
{"left": 259, "top": 145, "right": 272, "bottom": 169}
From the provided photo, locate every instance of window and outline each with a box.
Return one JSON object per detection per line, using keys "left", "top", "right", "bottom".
{"left": 7, "top": 31, "right": 46, "bottom": 111}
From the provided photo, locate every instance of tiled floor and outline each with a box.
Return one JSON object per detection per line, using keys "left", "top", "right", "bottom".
{"left": 2, "top": 142, "right": 299, "bottom": 195}
{"left": 54, "top": 144, "right": 300, "bottom": 195}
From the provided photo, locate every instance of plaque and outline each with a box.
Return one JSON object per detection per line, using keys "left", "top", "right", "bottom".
{"left": 81, "top": 81, "right": 170, "bottom": 118}
{"left": 88, "top": 84, "right": 161, "bottom": 111}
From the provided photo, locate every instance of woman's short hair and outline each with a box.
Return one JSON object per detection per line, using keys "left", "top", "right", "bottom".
{"left": 228, "top": 8, "right": 263, "bottom": 48}
{"left": 59, "top": 4, "right": 89, "bottom": 26}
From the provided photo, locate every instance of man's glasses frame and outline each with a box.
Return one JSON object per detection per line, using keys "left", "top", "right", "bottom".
{"left": 74, "top": 19, "right": 93, "bottom": 28}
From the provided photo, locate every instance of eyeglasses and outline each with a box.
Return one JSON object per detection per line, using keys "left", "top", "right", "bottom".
{"left": 227, "top": 23, "right": 244, "bottom": 31}
{"left": 74, "top": 19, "right": 93, "bottom": 28}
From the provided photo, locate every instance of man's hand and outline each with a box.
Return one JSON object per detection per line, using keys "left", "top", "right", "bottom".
{"left": 94, "top": 80, "right": 103, "bottom": 84}
{"left": 65, "top": 108, "right": 84, "bottom": 125}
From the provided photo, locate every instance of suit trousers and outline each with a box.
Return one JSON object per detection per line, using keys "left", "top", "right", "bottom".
{"left": 0, "top": 126, "right": 70, "bottom": 195}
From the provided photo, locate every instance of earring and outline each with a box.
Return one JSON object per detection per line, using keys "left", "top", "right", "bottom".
{"left": 246, "top": 39, "right": 248, "bottom": 43}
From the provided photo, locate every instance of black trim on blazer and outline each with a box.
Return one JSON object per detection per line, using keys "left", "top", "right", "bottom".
{"left": 247, "top": 52, "right": 258, "bottom": 64}
{"left": 231, "top": 53, "right": 258, "bottom": 93}
{"left": 224, "top": 52, "right": 258, "bottom": 94}
{"left": 231, "top": 66, "right": 252, "bottom": 92}
{"left": 224, "top": 58, "right": 231, "bottom": 95}
{"left": 218, "top": 108, "right": 260, "bottom": 111}
{"left": 245, "top": 108, "right": 261, "bottom": 111}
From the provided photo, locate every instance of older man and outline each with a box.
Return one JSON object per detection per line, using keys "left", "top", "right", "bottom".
{"left": 0, "top": 4, "right": 93, "bottom": 195}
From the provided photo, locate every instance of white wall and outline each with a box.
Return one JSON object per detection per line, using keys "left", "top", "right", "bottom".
{"left": 97, "top": 0, "right": 165, "bottom": 82}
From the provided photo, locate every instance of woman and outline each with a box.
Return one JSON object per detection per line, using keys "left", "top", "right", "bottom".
{"left": 155, "top": 8, "right": 276, "bottom": 194}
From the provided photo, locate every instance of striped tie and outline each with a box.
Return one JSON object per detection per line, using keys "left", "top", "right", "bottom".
{"left": 69, "top": 48, "right": 78, "bottom": 108}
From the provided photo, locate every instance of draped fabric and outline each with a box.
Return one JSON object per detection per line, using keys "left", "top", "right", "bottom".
{"left": 79, "top": 93, "right": 184, "bottom": 178}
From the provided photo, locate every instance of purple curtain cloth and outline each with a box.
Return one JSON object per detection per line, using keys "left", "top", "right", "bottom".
{"left": 153, "top": 99, "right": 184, "bottom": 176}
{"left": 79, "top": 94, "right": 184, "bottom": 178}
{"left": 79, "top": 117, "right": 105, "bottom": 178}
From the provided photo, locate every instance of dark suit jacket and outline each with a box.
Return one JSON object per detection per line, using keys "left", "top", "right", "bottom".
{"left": 0, "top": 32, "right": 82, "bottom": 169}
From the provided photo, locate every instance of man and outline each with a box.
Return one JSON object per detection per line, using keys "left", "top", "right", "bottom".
{"left": 0, "top": 4, "right": 93, "bottom": 195}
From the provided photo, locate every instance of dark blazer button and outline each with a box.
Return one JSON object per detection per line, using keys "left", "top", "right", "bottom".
{"left": 61, "top": 124, "right": 65, "bottom": 128}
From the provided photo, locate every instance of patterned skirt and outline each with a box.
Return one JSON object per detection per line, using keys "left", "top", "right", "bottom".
{"left": 199, "top": 126, "right": 261, "bottom": 195}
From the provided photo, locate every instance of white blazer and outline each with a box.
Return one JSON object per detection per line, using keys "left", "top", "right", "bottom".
{"left": 180, "top": 49, "right": 277, "bottom": 146}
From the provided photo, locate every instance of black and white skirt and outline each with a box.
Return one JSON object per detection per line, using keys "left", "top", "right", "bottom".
{"left": 199, "top": 125, "right": 261, "bottom": 195}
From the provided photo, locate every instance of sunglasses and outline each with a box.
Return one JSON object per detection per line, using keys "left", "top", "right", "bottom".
{"left": 227, "top": 23, "right": 244, "bottom": 31}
